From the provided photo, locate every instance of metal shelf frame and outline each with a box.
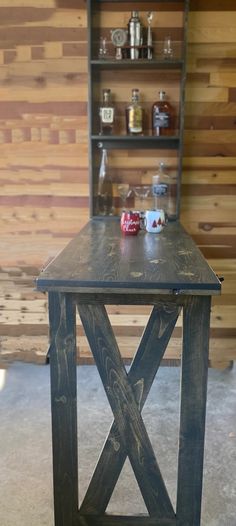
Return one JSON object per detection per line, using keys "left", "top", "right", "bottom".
{"left": 87, "top": 0, "right": 189, "bottom": 219}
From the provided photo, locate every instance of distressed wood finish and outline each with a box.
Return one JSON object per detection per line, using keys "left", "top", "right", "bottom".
{"left": 176, "top": 295, "right": 211, "bottom": 525}
{"left": 78, "top": 516, "right": 176, "bottom": 525}
{"left": 37, "top": 220, "right": 220, "bottom": 294}
{"left": 36, "top": 218, "right": 221, "bottom": 525}
{"left": 48, "top": 291, "right": 78, "bottom": 526}
{"left": 78, "top": 303, "right": 175, "bottom": 519}
{"left": 79, "top": 302, "right": 181, "bottom": 515}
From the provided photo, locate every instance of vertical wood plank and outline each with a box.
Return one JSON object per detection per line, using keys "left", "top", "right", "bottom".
{"left": 176, "top": 295, "right": 211, "bottom": 526}
{"left": 48, "top": 291, "right": 78, "bottom": 526}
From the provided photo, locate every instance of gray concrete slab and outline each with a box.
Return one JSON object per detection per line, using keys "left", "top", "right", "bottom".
{"left": 0, "top": 362, "right": 235, "bottom": 526}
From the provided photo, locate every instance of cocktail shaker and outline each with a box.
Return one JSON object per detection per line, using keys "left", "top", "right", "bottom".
{"left": 128, "top": 11, "right": 142, "bottom": 59}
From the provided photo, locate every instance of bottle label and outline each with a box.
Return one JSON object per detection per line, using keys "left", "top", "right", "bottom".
{"left": 101, "top": 107, "right": 114, "bottom": 124}
{"left": 152, "top": 183, "right": 168, "bottom": 196}
{"left": 129, "top": 107, "right": 142, "bottom": 133}
{"left": 153, "top": 111, "right": 170, "bottom": 129}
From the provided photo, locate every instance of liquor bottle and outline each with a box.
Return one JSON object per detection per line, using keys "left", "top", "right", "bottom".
{"left": 128, "top": 11, "right": 142, "bottom": 60}
{"left": 99, "top": 89, "right": 115, "bottom": 135}
{"left": 152, "top": 90, "right": 174, "bottom": 136}
{"left": 126, "top": 89, "right": 143, "bottom": 135}
{"left": 152, "top": 162, "right": 170, "bottom": 216}
{"left": 97, "top": 148, "right": 113, "bottom": 215}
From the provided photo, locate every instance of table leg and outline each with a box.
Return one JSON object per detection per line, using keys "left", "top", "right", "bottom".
{"left": 176, "top": 296, "right": 211, "bottom": 526}
{"left": 48, "top": 292, "right": 78, "bottom": 526}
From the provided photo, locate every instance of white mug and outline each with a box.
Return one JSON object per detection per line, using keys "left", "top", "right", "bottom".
{"left": 145, "top": 209, "right": 166, "bottom": 233}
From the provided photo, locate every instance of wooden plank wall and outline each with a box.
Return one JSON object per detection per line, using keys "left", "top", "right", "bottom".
{"left": 0, "top": 0, "right": 235, "bottom": 368}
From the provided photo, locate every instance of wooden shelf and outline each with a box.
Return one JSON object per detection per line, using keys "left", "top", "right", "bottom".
{"left": 88, "top": 0, "right": 189, "bottom": 218}
{"left": 96, "top": 0, "right": 184, "bottom": 3}
{"left": 92, "top": 135, "right": 180, "bottom": 149}
{"left": 91, "top": 59, "right": 184, "bottom": 70}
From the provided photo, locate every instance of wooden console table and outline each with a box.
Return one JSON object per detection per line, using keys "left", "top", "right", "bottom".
{"left": 36, "top": 219, "right": 221, "bottom": 526}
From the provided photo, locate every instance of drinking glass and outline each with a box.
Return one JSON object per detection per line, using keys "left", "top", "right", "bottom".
{"left": 133, "top": 185, "right": 152, "bottom": 210}
{"left": 117, "top": 184, "right": 131, "bottom": 211}
{"left": 163, "top": 36, "right": 173, "bottom": 59}
{"left": 98, "top": 37, "right": 109, "bottom": 59}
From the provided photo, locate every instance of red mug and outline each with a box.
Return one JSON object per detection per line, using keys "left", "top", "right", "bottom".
{"left": 120, "top": 211, "right": 141, "bottom": 235}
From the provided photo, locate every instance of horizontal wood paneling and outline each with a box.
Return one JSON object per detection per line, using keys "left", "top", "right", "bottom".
{"left": 0, "top": 1, "right": 235, "bottom": 368}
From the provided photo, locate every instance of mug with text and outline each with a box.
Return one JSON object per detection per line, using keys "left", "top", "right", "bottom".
{"left": 120, "top": 210, "right": 141, "bottom": 235}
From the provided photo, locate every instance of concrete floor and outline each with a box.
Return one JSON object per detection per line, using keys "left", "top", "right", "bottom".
{"left": 0, "top": 362, "right": 235, "bottom": 526}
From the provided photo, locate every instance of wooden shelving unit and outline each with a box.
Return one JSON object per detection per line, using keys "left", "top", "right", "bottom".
{"left": 87, "top": 0, "right": 189, "bottom": 219}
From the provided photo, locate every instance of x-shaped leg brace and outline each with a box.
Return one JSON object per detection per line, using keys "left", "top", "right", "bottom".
{"left": 77, "top": 301, "right": 180, "bottom": 519}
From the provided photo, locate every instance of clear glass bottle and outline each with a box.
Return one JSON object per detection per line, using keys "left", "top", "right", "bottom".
{"left": 126, "top": 88, "right": 143, "bottom": 135}
{"left": 99, "top": 89, "right": 115, "bottom": 135}
{"left": 152, "top": 90, "right": 174, "bottom": 136}
{"left": 97, "top": 148, "right": 113, "bottom": 215}
{"left": 152, "top": 162, "right": 170, "bottom": 216}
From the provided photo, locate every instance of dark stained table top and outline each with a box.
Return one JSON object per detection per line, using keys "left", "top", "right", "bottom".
{"left": 36, "top": 219, "right": 221, "bottom": 295}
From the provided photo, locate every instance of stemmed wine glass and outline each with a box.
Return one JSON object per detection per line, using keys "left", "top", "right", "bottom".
{"left": 133, "top": 185, "right": 152, "bottom": 210}
{"left": 117, "top": 183, "right": 131, "bottom": 211}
